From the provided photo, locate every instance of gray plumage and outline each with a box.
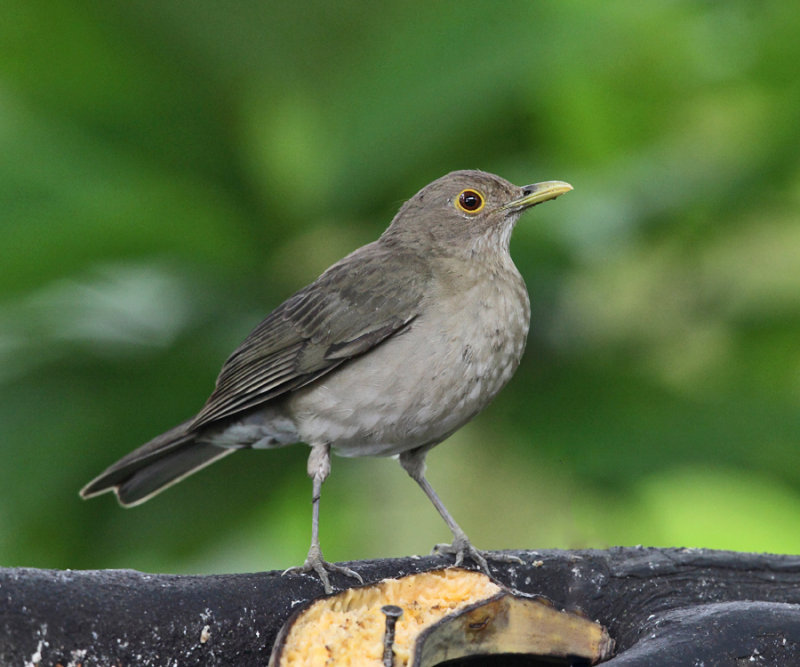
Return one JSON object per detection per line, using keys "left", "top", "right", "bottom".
{"left": 81, "top": 170, "right": 572, "bottom": 592}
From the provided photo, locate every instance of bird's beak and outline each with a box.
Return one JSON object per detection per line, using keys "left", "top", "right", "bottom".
{"left": 498, "top": 180, "right": 573, "bottom": 212}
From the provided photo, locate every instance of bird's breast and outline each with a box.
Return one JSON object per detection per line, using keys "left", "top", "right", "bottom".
{"left": 289, "top": 262, "right": 530, "bottom": 457}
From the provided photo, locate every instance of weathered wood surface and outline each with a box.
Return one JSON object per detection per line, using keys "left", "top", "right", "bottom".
{"left": 3, "top": 547, "right": 800, "bottom": 665}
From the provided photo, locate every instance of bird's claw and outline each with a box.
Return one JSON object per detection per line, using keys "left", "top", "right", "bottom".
{"left": 433, "top": 537, "right": 523, "bottom": 575}
{"left": 283, "top": 546, "right": 363, "bottom": 594}
{"left": 433, "top": 538, "right": 488, "bottom": 571}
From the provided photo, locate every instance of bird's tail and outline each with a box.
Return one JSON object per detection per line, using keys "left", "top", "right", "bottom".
{"left": 80, "top": 420, "right": 235, "bottom": 507}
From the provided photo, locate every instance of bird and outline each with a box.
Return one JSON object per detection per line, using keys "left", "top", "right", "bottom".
{"left": 81, "top": 170, "right": 572, "bottom": 593}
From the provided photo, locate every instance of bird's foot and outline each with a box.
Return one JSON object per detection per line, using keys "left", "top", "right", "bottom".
{"left": 433, "top": 536, "right": 523, "bottom": 575}
{"left": 283, "top": 544, "right": 363, "bottom": 594}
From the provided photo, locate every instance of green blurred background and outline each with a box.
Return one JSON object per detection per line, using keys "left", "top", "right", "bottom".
{"left": 2, "top": 1, "right": 800, "bottom": 575}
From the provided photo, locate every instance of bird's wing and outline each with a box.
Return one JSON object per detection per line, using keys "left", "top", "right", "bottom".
{"left": 190, "top": 241, "right": 429, "bottom": 429}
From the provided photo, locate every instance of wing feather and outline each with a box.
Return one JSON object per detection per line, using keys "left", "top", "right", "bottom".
{"left": 190, "top": 241, "right": 428, "bottom": 429}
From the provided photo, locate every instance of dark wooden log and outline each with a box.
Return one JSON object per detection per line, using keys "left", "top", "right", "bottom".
{"left": 2, "top": 547, "right": 800, "bottom": 665}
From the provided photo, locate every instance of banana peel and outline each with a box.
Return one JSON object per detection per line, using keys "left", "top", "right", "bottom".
{"left": 269, "top": 568, "right": 613, "bottom": 666}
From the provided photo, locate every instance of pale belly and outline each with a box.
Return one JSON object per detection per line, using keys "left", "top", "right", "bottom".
{"left": 287, "top": 274, "right": 530, "bottom": 457}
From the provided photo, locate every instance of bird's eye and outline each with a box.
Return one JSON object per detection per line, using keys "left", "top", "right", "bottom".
{"left": 456, "top": 189, "right": 485, "bottom": 214}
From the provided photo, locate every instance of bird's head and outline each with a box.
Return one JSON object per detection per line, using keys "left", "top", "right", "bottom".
{"left": 383, "top": 170, "right": 572, "bottom": 256}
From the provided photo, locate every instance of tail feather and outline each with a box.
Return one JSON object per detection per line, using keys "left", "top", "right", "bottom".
{"left": 80, "top": 420, "right": 236, "bottom": 507}
{"left": 115, "top": 443, "right": 235, "bottom": 506}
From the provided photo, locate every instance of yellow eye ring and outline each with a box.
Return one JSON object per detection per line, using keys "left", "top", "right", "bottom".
{"left": 455, "top": 189, "right": 485, "bottom": 214}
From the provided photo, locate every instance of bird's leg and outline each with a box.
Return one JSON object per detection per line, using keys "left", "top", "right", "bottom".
{"left": 399, "top": 449, "right": 522, "bottom": 574}
{"left": 283, "top": 443, "right": 363, "bottom": 593}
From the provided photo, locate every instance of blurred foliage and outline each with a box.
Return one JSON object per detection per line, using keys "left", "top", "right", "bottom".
{"left": 2, "top": 1, "right": 800, "bottom": 575}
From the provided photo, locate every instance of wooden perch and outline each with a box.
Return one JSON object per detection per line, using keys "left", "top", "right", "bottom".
{"left": 3, "top": 547, "right": 800, "bottom": 665}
